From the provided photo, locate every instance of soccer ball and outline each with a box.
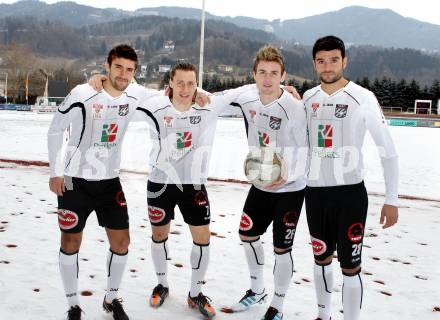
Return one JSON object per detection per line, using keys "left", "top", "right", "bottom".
{"left": 244, "top": 147, "right": 283, "bottom": 187}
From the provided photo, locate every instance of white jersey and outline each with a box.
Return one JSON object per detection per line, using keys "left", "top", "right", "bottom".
{"left": 139, "top": 86, "right": 255, "bottom": 185}
{"left": 47, "top": 83, "right": 160, "bottom": 180}
{"left": 231, "top": 89, "right": 308, "bottom": 193}
{"left": 303, "top": 81, "right": 399, "bottom": 205}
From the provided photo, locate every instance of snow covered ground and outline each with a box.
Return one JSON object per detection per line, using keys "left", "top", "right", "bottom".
{"left": 0, "top": 111, "right": 440, "bottom": 319}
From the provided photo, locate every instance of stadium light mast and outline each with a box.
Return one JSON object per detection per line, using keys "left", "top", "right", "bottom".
{"left": 4, "top": 72, "right": 7, "bottom": 104}
{"left": 198, "top": 0, "right": 206, "bottom": 89}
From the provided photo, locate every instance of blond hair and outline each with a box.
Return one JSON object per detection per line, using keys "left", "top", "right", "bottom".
{"left": 253, "top": 45, "right": 285, "bottom": 74}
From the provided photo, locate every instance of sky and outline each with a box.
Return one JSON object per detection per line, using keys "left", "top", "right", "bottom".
{"left": 1, "top": 0, "right": 440, "bottom": 25}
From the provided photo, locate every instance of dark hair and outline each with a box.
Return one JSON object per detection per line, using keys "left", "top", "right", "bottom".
{"left": 107, "top": 44, "right": 138, "bottom": 68}
{"left": 170, "top": 62, "right": 197, "bottom": 80}
{"left": 253, "top": 45, "right": 285, "bottom": 74}
{"left": 312, "top": 35, "right": 345, "bottom": 59}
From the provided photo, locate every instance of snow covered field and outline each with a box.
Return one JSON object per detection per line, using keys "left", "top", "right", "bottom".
{"left": 0, "top": 111, "right": 439, "bottom": 319}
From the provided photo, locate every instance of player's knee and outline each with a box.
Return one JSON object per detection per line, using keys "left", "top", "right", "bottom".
{"left": 192, "top": 230, "right": 210, "bottom": 245}
{"left": 239, "top": 234, "right": 259, "bottom": 242}
{"left": 342, "top": 266, "right": 361, "bottom": 276}
{"left": 152, "top": 229, "right": 169, "bottom": 242}
{"left": 110, "top": 235, "right": 130, "bottom": 254}
{"left": 61, "top": 233, "right": 82, "bottom": 253}
{"left": 315, "top": 255, "right": 333, "bottom": 265}
{"left": 274, "top": 246, "right": 291, "bottom": 254}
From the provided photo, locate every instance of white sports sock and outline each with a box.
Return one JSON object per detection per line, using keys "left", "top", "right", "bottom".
{"left": 59, "top": 249, "right": 80, "bottom": 307}
{"left": 242, "top": 238, "right": 265, "bottom": 294}
{"left": 343, "top": 272, "right": 363, "bottom": 320}
{"left": 151, "top": 238, "right": 169, "bottom": 288}
{"left": 190, "top": 242, "right": 210, "bottom": 297}
{"left": 313, "top": 262, "right": 334, "bottom": 320}
{"left": 270, "top": 250, "right": 294, "bottom": 311}
{"left": 105, "top": 249, "right": 128, "bottom": 303}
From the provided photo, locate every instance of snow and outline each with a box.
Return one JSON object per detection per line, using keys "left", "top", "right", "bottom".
{"left": 0, "top": 111, "right": 439, "bottom": 319}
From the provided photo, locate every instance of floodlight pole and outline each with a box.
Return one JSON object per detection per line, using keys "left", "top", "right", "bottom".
{"left": 198, "top": 0, "right": 206, "bottom": 89}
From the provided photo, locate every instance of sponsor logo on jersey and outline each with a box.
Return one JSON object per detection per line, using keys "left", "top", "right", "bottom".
{"left": 176, "top": 132, "right": 192, "bottom": 149}
{"left": 269, "top": 116, "right": 282, "bottom": 130}
{"left": 258, "top": 131, "right": 270, "bottom": 147}
{"left": 311, "top": 237, "right": 327, "bottom": 256}
{"left": 115, "top": 191, "right": 127, "bottom": 207}
{"left": 58, "top": 209, "right": 79, "bottom": 230}
{"left": 101, "top": 123, "right": 118, "bottom": 142}
{"left": 148, "top": 206, "right": 166, "bottom": 224}
{"left": 239, "top": 213, "right": 253, "bottom": 231}
{"left": 194, "top": 191, "right": 208, "bottom": 206}
{"left": 190, "top": 115, "right": 201, "bottom": 124}
{"left": 249, "top": 109, "right": 257, "bottom": 121}
{"left": 164, "top": 116, "right": 174, "bottom": 127}
{"left": 283, "top": 210, "right": 299, "bottom": 228}
{"left": 94, "top": 123, "right": 118, "bottom": 149}
{"left": 335, "top": 104, "right": 348, "bottom": 118}
{"left": 92, "top": 103, "right": 103, "bottom": 118}
{"left": 318, "top": 124, "right": 333, "bottom": 148}
{"left": 311, "top": 103, "right": 320, "bottom": 117}
{"left": 118, "top": 104, "right": 129, "bottom": 116}
{"left": 347, "top": 222, "right": 364, "bottom": 243}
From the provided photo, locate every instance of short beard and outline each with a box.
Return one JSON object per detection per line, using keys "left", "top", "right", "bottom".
{"left": 320, "top": 72, "right": 343, "bottom": 84}
{"left": 109, "top": 77, "right": 129, "bottom": 92}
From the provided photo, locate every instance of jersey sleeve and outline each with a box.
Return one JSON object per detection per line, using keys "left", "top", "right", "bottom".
{"left": 47, "top": 88, "right": 81, "bottom": 177}
{"left": 364, "top": 93, "right": 399, "bottom": 206}
{"left": 131, "top": 87, "right": 164, "bottom": 121}
{"left": 286, "top": 100, "right": 309, "bottom": 182}
{"left": 209, "top": 84, "right": 258, "bottom": 116}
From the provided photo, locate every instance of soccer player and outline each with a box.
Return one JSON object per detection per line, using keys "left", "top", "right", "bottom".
{"left": 224, "top": 45, "right": 308, "bottom": 320}
{"left": 48, "top": 44, "right": 162, "bottom": 320}
{"left": 303, "top": 35, "right": 399, "bottom": 320}
{"left": 137, "top": 62, "right": 260, "bottom": 319}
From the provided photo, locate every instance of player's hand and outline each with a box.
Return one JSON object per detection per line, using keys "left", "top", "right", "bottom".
{"left": 265, "top": 176, "right": 286, "bottom": 189}
{"left": 380, "top": 204, "right": 398, "bottom": 229}
{"left": 88, "top": 74, "right": 107, "bottom": 91}
{"left": 265, "top": 157, "right": 288, "bottom": 190}
{"left": 283, "top": 85, "right": 301, "bottom": 100}
{"left": 49, "top": 176, "right": 65, "bottom": 196}
{"left": 164, "top": 85, "right": 171, "bottom": 97}
{"left": 195, "top": 89, "right": 211, "bottom": 107}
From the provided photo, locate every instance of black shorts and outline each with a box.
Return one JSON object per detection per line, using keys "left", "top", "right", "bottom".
{"left": 239, "top": 186, "right": 305, "bottom": 249}
{"left": 147, "top": 181, "right": 210, "bottom": 227}
{"left": 57, "top": 177, "right": 129, "bottom": 233}
{"left": 305, "top": 181, "right": 368, "bottom": 269}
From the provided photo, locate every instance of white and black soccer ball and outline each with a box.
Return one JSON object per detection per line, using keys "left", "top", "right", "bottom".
{"left": 244, "top": 147, "right": 283, "bottom": 187}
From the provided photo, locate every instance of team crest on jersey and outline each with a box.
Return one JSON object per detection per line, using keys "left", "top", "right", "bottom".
{"left": 334, "top": 104, "right": 348, "bottom": 118}
{"left": 92, "top": 103, "right": 103, "bottom": 118}
{"left": 311, "top": 103, "right": 320, "bottom": 117}
{"left": 118, "top": 104, "right": 129, "bottom": 116}
{"left": 190, "top": 115, "right": 201, "bottom": 124}
{"left": 239, "top": 213, "right": 253, "bottom": 231}
{"left": 249, "top": 109, "right": 257, "bottom": 121}
{"left": 269, "top": 116, "right": 282, "bottom": 130}
{"left": 164, "top": 116, "right": 174, "bottom": 127}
